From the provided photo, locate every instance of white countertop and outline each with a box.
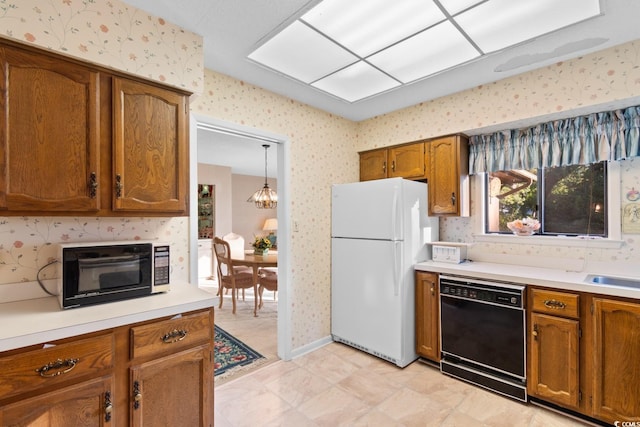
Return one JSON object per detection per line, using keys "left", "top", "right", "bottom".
{"left": 0, "top": 282, "right": 215, "bottom": 352}
{"left": 415, "top": 260, "right": 640, "bottom": 299}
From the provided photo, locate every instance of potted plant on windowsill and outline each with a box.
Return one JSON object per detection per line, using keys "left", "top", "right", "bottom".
{"left": 252, "top": 236, "right": 272, "bottom": 255}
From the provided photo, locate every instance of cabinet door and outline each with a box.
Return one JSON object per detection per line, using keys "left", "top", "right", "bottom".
{"left": 0, "top": 376, "right": 113, "bottom": 426}
{"left": 112, "top": 77, "right": 188, "bottom": 214}
{"left": 0, "top": 45, "right": 100, "bottom": 212}
{"left": 389, "top": 143, "right": 426, "bottom": 179}
{"left": 428, "top": 135, "right": 469, "bottom": 216}
{"left": 359, "top": 149, "right": 388, "bottom": 181}
{"left": 415, "top": 271, "right": 440, "bottom": 362}
{"left": 592, "top": 298, "right": 640, "bottom": 424}
{"left": 130, "top": 345, "right": 213, "bottom": 427}
{"left": 529, "top": 312, "right": 580, "bottom": 409}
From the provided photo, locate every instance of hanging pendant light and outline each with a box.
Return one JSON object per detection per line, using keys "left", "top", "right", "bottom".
{"left": 247, "top": 144, "right": 278, "bottom": 209}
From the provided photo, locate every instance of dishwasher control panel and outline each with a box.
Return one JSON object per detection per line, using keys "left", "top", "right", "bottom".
{"left": 440, "top": 276, "right": 524, "bottom": 308}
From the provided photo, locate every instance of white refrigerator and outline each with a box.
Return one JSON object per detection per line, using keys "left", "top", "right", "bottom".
{"left": 331, "top": 178, "right": 439, "bottom": 367}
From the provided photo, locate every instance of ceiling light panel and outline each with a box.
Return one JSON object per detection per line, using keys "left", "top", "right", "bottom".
{"left": 438, "top": 0, "right": 485, "bottom": 15}
{"left": 453, "top": 0, "right": 601, "bottom": 53}
{"left": 302, "top": 0, "right": 446, "bottom": 57}
{"left": 368, "top": 21, "right": 480, "bottom": 83}
{"left": 248, "top": 20, "right": 357, "bottom": 83}
{"left": 311, "top": 61, "right": 400, "bottom": 102}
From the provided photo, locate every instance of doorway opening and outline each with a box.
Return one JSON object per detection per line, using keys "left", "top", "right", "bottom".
{"left": 189, "top": 114, "right": 292, "bottom": 366}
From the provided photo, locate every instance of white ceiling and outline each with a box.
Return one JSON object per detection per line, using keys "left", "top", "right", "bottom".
{"left": 121, "top": 0, "right": 640, "bottom": 175}
{"left": 122, "top": 0, "right": 640, "bottom": 122}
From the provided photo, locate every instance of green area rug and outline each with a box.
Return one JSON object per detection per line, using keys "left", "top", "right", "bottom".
{"left": 214, "top": 325, "right": 265, "bottom": 379}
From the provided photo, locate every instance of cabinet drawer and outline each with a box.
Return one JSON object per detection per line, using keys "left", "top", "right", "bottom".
{"left": 0, "top": 334, "right": 114, "bottom": 400}
{"left": 531, "top": 289, "right": 580, "bottom": 318}
{"left": 130, "top": 310, "right": 213, "bottom": 360}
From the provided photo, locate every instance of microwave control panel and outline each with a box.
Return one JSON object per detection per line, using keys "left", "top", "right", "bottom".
{"left": 153, "top": 245, "right": 170, "bottom": 285}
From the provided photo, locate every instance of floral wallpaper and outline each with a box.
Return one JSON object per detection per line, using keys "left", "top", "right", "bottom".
{"left": 2, "top": 0, "right": 640, "bottom": 353}
{"left": 0, "top": 0, "right": 203, "bottom": 93}
{"left": 0, "top": 216, "right": 190, "bottom": 286}
{"left": 192, "top": 70, "right": 359, "bottom": 348}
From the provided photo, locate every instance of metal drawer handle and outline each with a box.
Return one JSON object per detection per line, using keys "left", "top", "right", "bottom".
{"left": 543, "top": 299, "right": 566, "bottom": 309}
{"left": 161, "top": 329, "right": 187, "bottom": 343}
{"left": 35, "top": 358, "right": 79, "bottom": 377}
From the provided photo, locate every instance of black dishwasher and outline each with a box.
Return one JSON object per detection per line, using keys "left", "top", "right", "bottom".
{"left": 439, "top": 274, "right": 527, "bottom": 402}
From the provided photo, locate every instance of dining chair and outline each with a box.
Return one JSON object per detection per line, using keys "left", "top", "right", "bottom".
{"left": 213, "top": 237, "right": 257, "bottom": 316}
{"left": 219, "top": 233, "right": 251, "bottom": 300}
{"left": 258, "top": 267, "right": 278, "bottom": 309}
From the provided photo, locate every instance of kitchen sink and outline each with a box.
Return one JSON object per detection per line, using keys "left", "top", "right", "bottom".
{"left": 585, "top": 274, "right": 640, "bottom": 289}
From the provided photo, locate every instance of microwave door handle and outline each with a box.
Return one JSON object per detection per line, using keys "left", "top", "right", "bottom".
{"left": 78, "top": 255, "right": 142, "bottom": 266}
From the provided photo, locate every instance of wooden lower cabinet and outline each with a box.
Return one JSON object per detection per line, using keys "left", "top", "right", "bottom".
{"left": 592, "top": 298, "right": 640, "bottom": 424}
{"left": 131, "top": 346, "right": 212, "bottom": 427}
{"left": 0, "top": 376, "right": 114, "bottom": 426}
{"left": 0, "top": 307, "right": 214, "bottom": 427}
{"left": 415, "top": 271, "right": 440, "bottom": 362}
{"left": 528, "top": 287, "right": 640, "bottom": 425}
{"left": 529, "top": 312, "right": 580, "bottom": 409}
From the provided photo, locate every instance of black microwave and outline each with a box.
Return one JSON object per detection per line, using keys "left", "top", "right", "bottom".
{"left": 57, "top": 241, "right": 170, "bottom": 309}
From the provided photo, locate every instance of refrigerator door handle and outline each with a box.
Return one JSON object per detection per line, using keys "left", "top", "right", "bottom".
{"left": 392, "top": 186, "right": 399, "bottom": 240}
{"left": 393, "top": 241, "right": 401, "bottom": 296}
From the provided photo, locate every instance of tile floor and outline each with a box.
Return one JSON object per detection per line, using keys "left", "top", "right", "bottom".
{"left": 204, "top": 282, "right": 592, "bottom": 427}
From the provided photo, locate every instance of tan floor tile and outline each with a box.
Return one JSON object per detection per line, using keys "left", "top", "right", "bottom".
{"left": 336, "top": 367, "right": 403, "bottom": 406}
{"left": 297, "top": 385, "right": 372, "bottom": 426}
{"left": 456, "top": 387, "right": 534, "bottom": 427}
{"left": 293, "top": 349, "right": 361, "bottom": 384}
{"left": 529, "top": 406, "right": 593, "bottom": 426}
{"left": 262, "top": 408, "right": 319, "bottom": 427}
{"left": 377, "top": 387, "right": 450, "bottom": 422}
{"left": 351, "top": 409, "right": 405, "bottom": 426}
{"left": 264, "top": 364, "right": 333, "bottom": 407}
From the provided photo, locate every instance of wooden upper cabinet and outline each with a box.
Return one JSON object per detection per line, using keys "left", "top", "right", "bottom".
{"left": 360, "top": 141, "right": 427, "bottom": 182}
{"left": 389, "top": 142, "right": 426, "bottom": 179}
{"left": 592, "top": 298, "right": 640, "bottom": 424}
{"left": 360, "top": 149, "right": 387, "bottom": 181}
{"left": 112, "top": 78, "right": 189, "bottom": 214}
{"left": 428, "top": 135, "right": 469, "bottom": 216}
{"left": 0, "top": 45, "right": 101, "bottom": 212}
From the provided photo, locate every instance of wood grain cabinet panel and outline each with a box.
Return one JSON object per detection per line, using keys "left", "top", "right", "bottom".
{"left": 529, "top": 312, "right": 580, "bottom": 409}
{"left": 427, "top": 135, "right": 469, "bottom": 216}
{"left": 113, "top": 77, "right": 189, "bottom": 214}
{"left": 359, "top": 149, "right": 388, "bottom": 181}
{"left": 415, "top": 271, "right": 440, "bottom": 362}
{"left": 0, "top": 39, "right": 190, "bottom": 216}
{"left": 0, "top": 44, "right": 101, "bottom": 212}
{"left": 388, "top": 143, "right": 426, "bottom": 179}
{"left": 0, "top": 307, "right": 214, "bottom": 426}
{"left": 0, "top": 376, "right": 114, "bottom": 427}
{"left": 592, "top": 298, "right": 640, "bottom": 424}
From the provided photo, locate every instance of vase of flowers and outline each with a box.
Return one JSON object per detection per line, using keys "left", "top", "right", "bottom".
{"left": 507, "top": 218, "right": 541, "bottom": 236}
{"left": 252, "top": 236, "right": 272, "bottom": 255}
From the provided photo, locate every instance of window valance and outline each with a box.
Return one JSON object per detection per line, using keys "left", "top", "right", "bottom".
{"left": 468, "top": 105, "right": 640, "bottom": 174}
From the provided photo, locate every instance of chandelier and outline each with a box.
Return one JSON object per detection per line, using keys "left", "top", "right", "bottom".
{"left": 247, "top": 144, "right": 278, "bottom": 209}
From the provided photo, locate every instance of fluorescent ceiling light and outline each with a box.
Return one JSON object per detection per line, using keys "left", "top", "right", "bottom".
{"left": 248, "top": 0, "right": 601, "bottom": 102}
{"left": 453, "top": 0, "right": 602, "bottom": 53}
{"left": 302, "top": 0, "right": 445, "bottom": 57}
{"left": 312, "top": 62, "right": 400, "bottom": 102}
{"left": 248, "top": 20, "right": 357, "bottom": 83}
{"left": 369, "top": 21, "right": 480, "bottom": 83}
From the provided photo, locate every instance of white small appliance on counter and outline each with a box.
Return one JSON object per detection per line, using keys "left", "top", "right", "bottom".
{"left": 429, "top": 242, "right": 468, "bottom": 264}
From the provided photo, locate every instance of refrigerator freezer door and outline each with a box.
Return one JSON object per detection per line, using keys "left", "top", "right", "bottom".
{"left": 331, "top": 178, "right": 406, "bottom": 240}
{"left": 331, "top": 237, "right": 417, "bottom": 367}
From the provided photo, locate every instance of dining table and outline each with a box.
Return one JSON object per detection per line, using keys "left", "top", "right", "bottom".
{"left": 230, "top": 251, "right": 278, "bottom": 288}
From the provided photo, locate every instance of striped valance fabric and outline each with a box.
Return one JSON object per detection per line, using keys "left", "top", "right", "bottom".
{"left": 469, "top": 106, "right": 640, "bottom": 174}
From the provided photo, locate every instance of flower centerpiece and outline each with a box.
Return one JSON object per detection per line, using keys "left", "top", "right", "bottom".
{"left": 252, "top": 236, "right": 272, "bottom": 255}
{"left": 507, "top": 218, "right": 541, "bottom": 236}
